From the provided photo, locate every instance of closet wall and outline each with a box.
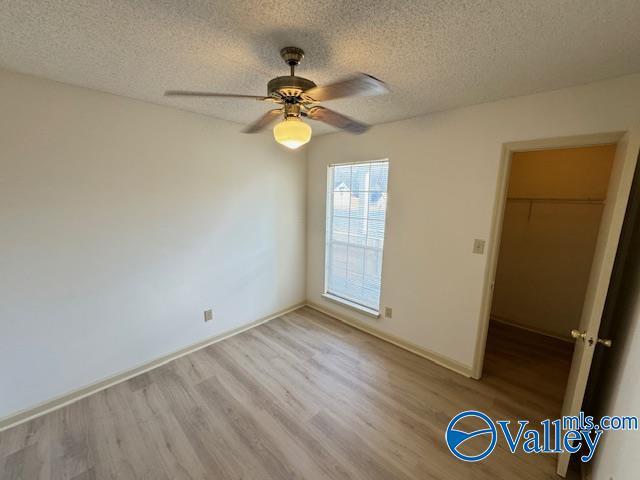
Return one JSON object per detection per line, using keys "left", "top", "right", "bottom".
{"left": 491, "top": 145, "right": 615, "bottom": 339}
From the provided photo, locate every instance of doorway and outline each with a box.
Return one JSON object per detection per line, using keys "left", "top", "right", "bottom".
{"left": 473, "top": 130, "right": 640, "bottom": 477}
{"left": 484, "top": 145, "right": 615, "bottom": 476}
{"left": 490, "top": 145, "right": 614, "bottom": 342}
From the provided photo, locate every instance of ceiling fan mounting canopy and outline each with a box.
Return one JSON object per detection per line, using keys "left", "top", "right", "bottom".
{"left": 164, "top": 45, "right": 389, "bottom": 147}
{"left": 280, "top": 46, "right": 305, "bottom": 67}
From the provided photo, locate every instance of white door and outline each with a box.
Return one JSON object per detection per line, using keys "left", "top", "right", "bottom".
{"left": 557, "top": 130, "right": 640, "bottom": 477}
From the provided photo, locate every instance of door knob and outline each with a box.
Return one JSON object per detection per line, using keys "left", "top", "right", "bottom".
{"left": 571, "top": 330, "right": 612, "bottom": 347}
{"left": 570, "top": 329, "right": 594, "bottom": 346}
{"left": 570, "top": 329, "right": 587, "bottom": 340}
{"left": 597, "top": 338, "right": 612, "bottom": 347}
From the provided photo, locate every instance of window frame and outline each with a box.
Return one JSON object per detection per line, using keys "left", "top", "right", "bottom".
{"left": 323, "top": 159, "right": 390, "bottom": 317}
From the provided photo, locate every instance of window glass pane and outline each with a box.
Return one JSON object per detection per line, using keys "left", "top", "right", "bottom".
{"left": 333, "top": 165, "right": 351, "bottom": 191}
{"left": 369, "top": 163, "right": 388, "bottom": 192}
{"left": 361, "top": 284, "right": 380, "bottom": 309}
{"left": 346, "top": 270, "right": 364, "bottom": 300}
{"left": 347, "top": 245, "right": 365, "bottom": 274}
{"left": 325, "top": 160, "right": 389, "bottom": 311}
{"left": 331, "top": 215, "right": 349, "bottom": 243}
{"left": 364, "top": 249, "right": 382, "bottom": 279}
{"left": 349, "top": 192, "right": 366, "bottom": 219}
{"left": 368, "top": 192, "right": 387, "bottom": 220}
{"left": 330, "top": 242, "right": 348, "bottom": 270}
{"left": 327, "top": 243, "right": 347, "bottom": 292}
{"left": 366, "top": 219, "right": 385, "bottom": 248}
{"left": 333, "top": 191, "right": 351, "bottom": 214}
{"left": 348, "top": 217, "right": 366, "bottom": 246}
{"left": 350, "top": 163, "right": 370, "bottom": 191}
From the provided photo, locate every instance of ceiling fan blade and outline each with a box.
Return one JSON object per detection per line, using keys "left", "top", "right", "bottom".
{"left": 304, "top": 73, "right": 388, "bottom": 102}
{"left": 306, "top": 106, "right": 369, "bottom": 134}
{"left": 243, "top": 109, "right": 283, "bottom": 134}
{"left": 165, "top": 90, "right": 273, "bottom": 101}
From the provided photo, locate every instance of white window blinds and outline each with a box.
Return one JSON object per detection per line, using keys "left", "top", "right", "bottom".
{"left": 325, "top": 161, "right": 389, "bottom": 311}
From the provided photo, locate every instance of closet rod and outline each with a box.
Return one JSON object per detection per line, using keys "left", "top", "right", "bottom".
{"left": 507, "top": 197, "right": 604, "bottom": 205}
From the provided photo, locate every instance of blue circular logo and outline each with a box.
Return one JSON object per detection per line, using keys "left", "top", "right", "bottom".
{"left": 445, "top": 410, "right": 497, "bottom": 462}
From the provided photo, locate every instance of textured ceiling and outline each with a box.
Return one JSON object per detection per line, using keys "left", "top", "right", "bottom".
{"left": 2, "top": 0, "right": 640, "bottom": 135}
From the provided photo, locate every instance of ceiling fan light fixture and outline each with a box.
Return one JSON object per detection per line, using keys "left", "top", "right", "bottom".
{"left": 273, "top": 116, "right": 312, "bottom": 150}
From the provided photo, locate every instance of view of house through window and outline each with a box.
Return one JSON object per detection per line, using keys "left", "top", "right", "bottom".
{"left": 325, "top": 160, "right": 389, "bottom": 312}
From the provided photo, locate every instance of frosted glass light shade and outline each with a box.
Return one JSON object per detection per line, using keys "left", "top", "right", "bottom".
{"left": 273, "top": 117, "right": 312, "bottom": 149}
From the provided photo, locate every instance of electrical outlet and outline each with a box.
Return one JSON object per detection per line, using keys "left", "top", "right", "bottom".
{"left": 473, "top": 239, "right": 486, "bottom": 254}
{"left": 384, "top": 306, "right": 393, "bottom": 318}
{"left": 204, "top": 309, "right": 213, "bottom": 322}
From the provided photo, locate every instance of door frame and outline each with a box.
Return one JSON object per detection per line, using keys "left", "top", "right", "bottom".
{"left": 471, "top": 130, "right": 633, "bottom": 380}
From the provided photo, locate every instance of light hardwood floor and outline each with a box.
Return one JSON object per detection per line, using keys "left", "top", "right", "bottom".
{"left": 0, "top": 307, "right": 577, "bottom": 479}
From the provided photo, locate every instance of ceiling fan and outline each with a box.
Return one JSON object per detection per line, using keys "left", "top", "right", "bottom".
{"left": 165, "top": 47, "right": 388, "bottom": 149}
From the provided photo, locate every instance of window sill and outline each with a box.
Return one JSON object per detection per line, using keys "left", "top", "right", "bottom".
{"left": 321, "top": 293, "right": 380, "bottom": 319}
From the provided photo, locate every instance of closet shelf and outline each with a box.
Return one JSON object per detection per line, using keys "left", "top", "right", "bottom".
{"left": 507, "top": 197, "right": 604, "bottom": 205}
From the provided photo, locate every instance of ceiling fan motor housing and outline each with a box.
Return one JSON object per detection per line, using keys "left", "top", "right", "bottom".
{"left": 268, "top": 76, "right": 316, "bottom": 100}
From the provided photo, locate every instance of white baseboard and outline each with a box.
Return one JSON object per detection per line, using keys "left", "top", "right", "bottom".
{"left": 0, "top": 302, "right": 304, "bottom": 432}
{"left": 2, "top": 299, "right": 475, "bottom": 432}
{"left": 305, "top": 302, "right": 473, "bottom": 378}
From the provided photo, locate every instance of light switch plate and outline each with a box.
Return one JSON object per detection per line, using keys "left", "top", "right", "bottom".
{"left": 473, "top": 239, "right": 486, "bottom": 254}
{"left": 384, "top": 307, "right": 393, "bottom": 318}
{"left": 204, "top": 309, "right": 213, "bottom": 322}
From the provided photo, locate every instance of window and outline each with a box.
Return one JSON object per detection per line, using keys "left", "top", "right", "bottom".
{"left": 324, "top": 160, "right": 389, "bottom": 314}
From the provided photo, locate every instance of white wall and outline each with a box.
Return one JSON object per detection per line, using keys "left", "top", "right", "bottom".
{"left": 306, "top": 73, "right": 640, "bottom": 371}
{"left": 0, "top": 70, "right": 306, "bottom": 419}
{"left": 493, "top": 200, "right": 604, "bottom": 338}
